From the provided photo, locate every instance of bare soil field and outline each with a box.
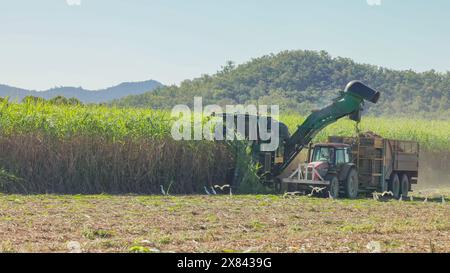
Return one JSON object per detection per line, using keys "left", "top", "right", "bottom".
{"left": 0, "top": 191, "right": 448, "bottom": 253}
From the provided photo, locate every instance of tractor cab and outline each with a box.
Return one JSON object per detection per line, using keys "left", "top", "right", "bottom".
{"left": 307, "top": 143, "right": 353, "bottom": 182}
{"left": 310, "top": 143, "right": 352, "bottom": 166}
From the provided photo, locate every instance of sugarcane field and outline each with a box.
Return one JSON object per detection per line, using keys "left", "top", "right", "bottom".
{"left": 0, "top": 1, "right": 449, "bottom": 262}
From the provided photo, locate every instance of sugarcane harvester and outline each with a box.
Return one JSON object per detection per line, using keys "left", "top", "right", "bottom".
{"left": 225, "top": 81, "right": 382, "bottom": 198}
{"left": 273, "top": 81, "right": 380, "bottom": 198}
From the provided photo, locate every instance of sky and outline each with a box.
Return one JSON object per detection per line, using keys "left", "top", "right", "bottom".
{"left": 0, "top": 0, "right": 449, "bottom": 90}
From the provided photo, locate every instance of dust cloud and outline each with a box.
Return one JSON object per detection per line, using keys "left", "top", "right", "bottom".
{"left": 414, "top": 150, "right": 450, "bottom": 190}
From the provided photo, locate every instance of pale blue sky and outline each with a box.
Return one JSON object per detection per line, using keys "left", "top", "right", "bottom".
{"left": 1, "top": 0, "right": 449, "bottom": 90}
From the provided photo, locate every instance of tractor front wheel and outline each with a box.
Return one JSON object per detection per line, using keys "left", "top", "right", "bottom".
{"left": 344, "top": 169, "right": 359, "bottom": 199}
{"left": 326, "top": 175, "right": 340, "bottom": 199}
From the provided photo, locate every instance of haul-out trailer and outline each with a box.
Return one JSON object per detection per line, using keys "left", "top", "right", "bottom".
{"left": 281, "top": 133, "right": 419, "bottom": 198}
{"left": 328, "top": 133, "right": 419, "bottom": 198}
{"left": 224, "top": 81, "right": 420, "bottom": 198}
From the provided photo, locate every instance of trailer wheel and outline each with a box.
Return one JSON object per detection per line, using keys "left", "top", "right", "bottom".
{"left": 344, "top": 169, "right": 359, "bottom": 199}
{"left": 400, "top": 175, "right": 409, "bottom": 198}
{"left": 389, "top": 173, "right": 400, "bottom": 199}
{"left": 326, "top": 175, "right": 340, "bottom": 199}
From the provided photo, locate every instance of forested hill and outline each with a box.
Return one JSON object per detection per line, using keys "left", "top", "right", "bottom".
{"left": 113, "top": 50, "right": 450, "bottom": 119}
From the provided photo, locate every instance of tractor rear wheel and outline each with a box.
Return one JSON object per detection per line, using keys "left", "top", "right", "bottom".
{"left": 326, "top": 175, "right": 340, "bottom": 199}
{"left": 344, "top": 169, "right": 359, "bottom": 199}
{"left": 389, "top": 173, "right": 400, "bottom": 199}
{"left": 400, "top": 174, "right": 409, "bottom": 198}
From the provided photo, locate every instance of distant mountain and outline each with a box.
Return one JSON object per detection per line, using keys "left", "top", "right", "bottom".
{"left": 0, "top": 80, "right": 163, "bottom": 103}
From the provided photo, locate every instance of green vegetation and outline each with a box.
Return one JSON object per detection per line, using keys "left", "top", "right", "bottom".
{"left": 1, "top": 100, "right": 449, "bottom": 150}
{"left": 0, "top": 100, "right": 449, "bottom": 194}
{"left": 0, "top": 99, "right": 171, "bottom": 139}
{"left": 113, "top": 50, "right": 450, "bottom": 119}
{"left": 82, "top": 228, "right": 114, "bottom": 240}
{"left": 280, "top": 114, "right": 450, "bottom": 151}
{"left": 22, "top": 95, "right": 82, "bottom": 106}
{"left": 0, "top": 101, "right": 232, "bottom": 194}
